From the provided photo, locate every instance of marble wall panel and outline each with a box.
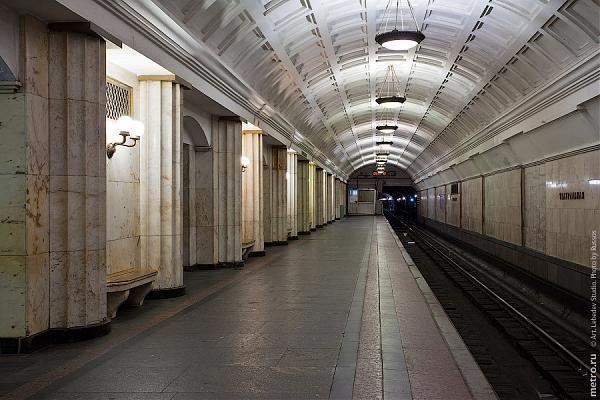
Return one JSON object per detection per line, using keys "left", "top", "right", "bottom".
{"left": 315, "top": 168, "right": 324, "bottom": 226}
{"left": 461, "top": 177, "right": 483, "bottom": 234}
{"left": 308, "top": 162, "right": 316, "bottom": 229}
{"left": 48, "top": 30, "right": 106, "bottom": 328}
{"left": 242, "top": 131, "right": 264, "bottom": 252}
{"left": 0, "top": 16, "right": 51, "bottom": 337}
{"left": 182, "top": 143, "right": 197, "bottom": 267}
{"left": 445, "top": 183, "right": 460, "bottom": 228}
{"left": 484, "top": 169, "right": 522, "bottom": 245}
{"left": 263, "top": 146, "right": 272, "bottom": 243}
{"left": 286, "top": 151, "right": 297, "bottom": 237}
{"left": 523, "top": 165, "right": 546, "bottom": 252}
{"left": 435, "top": 186, "right": 446, "bottom": 223}
{"left": 419, "top": 190, "right": 427, "bottom": 218}
{"left": 545, "top": 150, "right": 600, "bottom": 266}
{"left": 427, "top": 188, "right": 435, "bottom": 220}
{"left": 139, "top": 81, "right": 183, "bottom": 288}
{"left": 270, "top": 147, "right": 288, "bottom": 242}
{"left": 297, "top": 161, "right": 310, "bottom": 233}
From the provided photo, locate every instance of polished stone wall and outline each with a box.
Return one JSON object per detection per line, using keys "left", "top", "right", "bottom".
{"left": 315, "top": 168, "right": 324, "bottom": 226}
{"left": 139, "top": 80, "right": 183, "bottom": 290}
{"left": 182, "top": 143, "right": 196, "bottom": 267}
{"left": 523, "top": 165, "right": 546, "bottom": 253}
{"left": 0, "top": 18, "right": 109, "bottom": 338}
{"left": 263, "top": 145, "right": 272, "bottom": 243}
{"left": 445, "top": 183, "right": 460, "bottom": 227}
{"left": 308, "top": 162, "right": 316, "bottom": 229}
{"left": 194, "top": 146, "right": 214, "bottom": 264}
{"left": 543, "top": 150, "right": 599, "bottom": 266}
{"left": 269, "top": 146, "right": 287, "bottom": 242}
{"left": 426, "top": 188, "right": 435, "bottom": 220}
{"left": 242, "top": 130, "right": 264, "bottom": 252}
{"left": 434, "top": 186, "right": 446, "bottom": 223}
{"left": 297, "top": 160, "right": 310, "bottom": 233}
{"left": 48, "top": 30, "right": 107, "bottom": 328}
{"left": 461, "top": 177, "right": 483, "bottom": 234}
{"left": 286, "top": 151, "right": 297, "bottom": 238}
{"left": 484, "top": 169, "right": 522, "bottom": 246}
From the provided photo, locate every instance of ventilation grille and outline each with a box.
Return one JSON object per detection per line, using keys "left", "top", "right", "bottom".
{"left": 106, "top": 80, "right": 132, "bottom": 120}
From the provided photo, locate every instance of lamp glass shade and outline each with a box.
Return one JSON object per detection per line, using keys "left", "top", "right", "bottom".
{"left": 375, "top": 96, "right": 406, "bottom": 108}
{"left": 376, "top": 125, "right": 398, "bottom": 134}
{"left": 375, "top": 30, "right": 425, "bottom": 51}
{"left": 116, "top": 116, "right": 133, "bottom": 133}
{"left": 130, "top": 120, "right": 144, "bottom": 139}
{"left": 240, "top": 156, "right": 250, "bottom": 169}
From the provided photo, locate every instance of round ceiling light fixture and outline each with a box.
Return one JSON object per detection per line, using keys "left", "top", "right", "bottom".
{"left": 376, "top": 124, "right": 398, "bottom": 134}
{"left": 376, "top": 95, "right": 406, "bottom": 108}
{"left": 376, "top": 66, "right": 406, "bottom": 108}
{"left": 376, "top": 30, "right": 425, "bottom": 51}
{"left": 376, "top": 0, "right": 425, "bottom": 51}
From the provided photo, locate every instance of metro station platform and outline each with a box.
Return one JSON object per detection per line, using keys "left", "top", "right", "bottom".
{"left": 1, "top": 216, "right": 495, "bottom": 400}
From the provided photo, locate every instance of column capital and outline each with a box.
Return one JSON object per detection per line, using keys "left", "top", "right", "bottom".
{"left": 242, "top": 130, "right": 263, "bottom": 135}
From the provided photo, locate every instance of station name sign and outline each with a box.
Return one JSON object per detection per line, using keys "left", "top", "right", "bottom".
{"left": 559, "top": 191, "right": 584, "bottom": 200}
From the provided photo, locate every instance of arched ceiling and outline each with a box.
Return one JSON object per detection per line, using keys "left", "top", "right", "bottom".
{"left": 153, "top": 0, "right": 599, "bottom": 178}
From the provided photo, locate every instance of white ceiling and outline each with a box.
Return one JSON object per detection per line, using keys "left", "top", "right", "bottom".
{"left": 151, "top": 0, "right": 599, "bottom": 178}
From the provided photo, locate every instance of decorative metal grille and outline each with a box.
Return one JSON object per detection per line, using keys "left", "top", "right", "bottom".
{"left": 106, "top": 80, "right": 131, "bottom": 120}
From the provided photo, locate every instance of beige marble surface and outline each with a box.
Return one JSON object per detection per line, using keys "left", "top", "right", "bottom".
{"left": 435, "top": 186, "right": 446, "bottom": 223}
{"left": 242, "top": 131, "right": 264, "bottom": 251}
{"left": 308, "top": 162, "right": 316, "bottom": 229}
{"left": 544, "top": 150, "right": 599, "bottom": 266}
{"left": 523, "top": 165, "right": 546, "bottom": 253}
{"left": 297, "top": 160, "right": 310, "bottom": 233}
{"left": 269, "top": 147, "right": 288, "bottom": 242}
{"left": 445, "top": 183, "right": 461, "bottom": 227}
{"left": 484, "top": 169, "right": 522, "bottom": 246}
{"left": 139, "top": 81, "right": 183, "bottom": 288}
{"left": 461, "top": 177, "right": 483, "bottom": 234}
{"left": 286, "top": 151, "right": 297, "bottom": 236}
{"left": 427, "top": 188, "right": 436, "bottom": 220}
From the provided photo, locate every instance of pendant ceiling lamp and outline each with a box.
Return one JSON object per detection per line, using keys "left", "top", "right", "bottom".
{"left": 376, "top": 107, "right": 398, "bottom": 134}
{"left": 376, "top": 65, "right": 406, "bottom": 108}
{"left": 376, "top": 0, "right": 425, "bottom": 51}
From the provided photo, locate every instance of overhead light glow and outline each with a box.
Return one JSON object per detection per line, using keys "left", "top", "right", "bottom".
{"left": 589, "top": 179, "right": 600, "bottom": 185}
{"left": 376, "top": 30, "right": 425, "bottom": 51}
{"left": 376, "top": 124, "right": 398, "bottom": 134}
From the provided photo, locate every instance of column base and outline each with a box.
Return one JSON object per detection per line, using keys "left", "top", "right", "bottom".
{"left": 288, "top": 236, "right": 299, "bottom": 240}
{"left": 298, "top": 231, "right": 311, "bottom": 235}
{"left": 335, "top": 217, "right": 341, "bottom": 220}
{"left": 310, "top": 228, "right": 317, "bottom": 231}
{"left": 0, "top": 320, "right": 111, "bottom": 354}
{"left": 249, "top": 250, "right": 266, "bottom": 257}
{"left": 146, "top": 285, "right": 186, "bottom": 299}
{"left": 265, "top": 241, "right": 288, "bottom": 246}
{"left": 316, "top": 224, "right": 323, "bottom": 228}
{"left": 187, "top": 262, "right": 245, "bottom": 270}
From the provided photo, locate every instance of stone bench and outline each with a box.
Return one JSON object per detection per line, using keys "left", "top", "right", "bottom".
{"left": 106, "top": 269, "right": 157, "bottom": 319}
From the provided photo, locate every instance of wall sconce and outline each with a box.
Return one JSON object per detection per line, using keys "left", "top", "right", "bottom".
{"left": 106, "top": 116, "right": 144, "bottom": 159}
{"left": 241, "top": 156, "right": 250, "bottom": 172}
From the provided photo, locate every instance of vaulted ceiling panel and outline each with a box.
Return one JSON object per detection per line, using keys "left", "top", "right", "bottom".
{"left": 152, "top": 0, "right": 598, "bottom": 177}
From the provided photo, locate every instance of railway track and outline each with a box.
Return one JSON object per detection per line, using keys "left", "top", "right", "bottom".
{"left": 386, "top": 212, "right": 594, "bottom": 400}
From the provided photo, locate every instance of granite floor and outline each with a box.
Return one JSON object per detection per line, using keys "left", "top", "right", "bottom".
{"left": 1, "top": 216, "right": 483, "bottom": 400}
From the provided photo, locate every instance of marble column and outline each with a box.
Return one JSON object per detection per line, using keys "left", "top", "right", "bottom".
{"left": 335, "top": 178, "right": 341, "bottom": 220}
{"left": 263, "top": 145, "right": 272, "bottom": 244}
{"left": 0, "top": 17, "right": 109, "bottom": 348}
{"left": 196, "top": 117, "right": 242, "bottom": 266}
{"left": 48, "top": 28, "right": 108, "bottom": 328}
{"left": 242, "top": 129, "right": 264, "bottom": 256}
{"left": 139, "top": 79, "right": 183, "bottom": 295}
{"left": 315, "top": 168, "right": 324, "bottom": 227}
{"left": 287, "top": 150, "right": 298, "bottom": 240}
{"left": 308, "top": 162, "right": 316, "bottom": 231}
{"left": 297, "top": 160, "right": 310, "bottom": 234}
{"left": 269, "top": 147, "right": 288, "bottom": 244}
{"left": 327, "top": 173, "right": 333, "bottom": 223}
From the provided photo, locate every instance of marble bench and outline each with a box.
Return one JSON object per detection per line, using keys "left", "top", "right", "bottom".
{"left": 106, "top": 269, "right": 158, "bottom": 318}
{"left": 241, "top": 240, "right": 255, "bottom": 260}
